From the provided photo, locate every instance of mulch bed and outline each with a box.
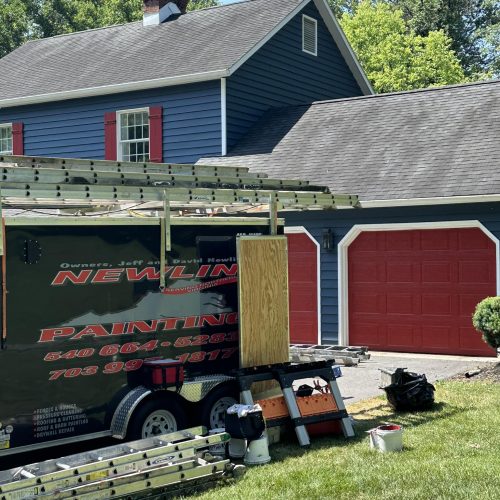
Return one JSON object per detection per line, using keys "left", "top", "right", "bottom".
{"left": 452, "top": 362, "right": 500, "bottom": 383}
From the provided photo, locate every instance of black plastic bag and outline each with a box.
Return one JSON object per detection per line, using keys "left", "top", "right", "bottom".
{"left": 383, "top": 371, "right": 435, "bottom": 411}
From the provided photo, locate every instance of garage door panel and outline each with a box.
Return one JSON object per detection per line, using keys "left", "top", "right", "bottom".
{"left": 459, "top": 327, "right": 487, "bottom": 351}
{"left": 287, "top": 232, "right": 318, "bottom": 345}
{"left": 459, "top": 261, "right": 492, "bottom": 283}
{"left": 386, "top": 262, "right": 414, "bottom": 282}
{"left": 458, "top": 230, "right": 492, "bottom": 250}
{"left": 421, "top": 326, "right": 453, "bottom": 349}
{"left": 421, "top": 294, "right": 452, "bottom": 315}
{"left": 350, "top": 293, "right": 379, "bottom": 313}
{"left": 386, "top": 294, "right": 413, "bottom": 314}
{"left": 421, "top": 231, "right": 452, "bottom": 250}
{"left": 351, "top": 261, "right": 378, "bottom": 282}
{"left": 386, "top": 232, "right": 414, "bottom": 250}
{"left": 387, "top": 324, "right": 415, "bottom": 348}
{"left": 421, "top": 262, "right": 452, "bottom": 283}
{"left": 349, "top": 228, "right": 496, "bottom": 356}
{"left": 350, "top": 322, "right": 383, "bottom": 346}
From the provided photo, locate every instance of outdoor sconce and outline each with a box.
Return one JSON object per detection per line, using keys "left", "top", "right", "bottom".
{"left": 322, "top": 229, "right": 334, "bottom": 252}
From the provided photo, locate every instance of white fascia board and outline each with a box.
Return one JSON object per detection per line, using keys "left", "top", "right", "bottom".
{"left": 360, "top": 194, "right": 500, "bottom": 208}
{"left": 313, "top": 0, "right": 374, "bottom": 95}
{"left": 0, "top": 69, "right": 229, "bottom": 109}
{"left": 228, "top": 0, "right": 311, "bottom": 75}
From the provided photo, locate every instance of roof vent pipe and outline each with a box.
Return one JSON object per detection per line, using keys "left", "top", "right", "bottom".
{"left": 143, "top": 1, "right": 190, "bottom": 26}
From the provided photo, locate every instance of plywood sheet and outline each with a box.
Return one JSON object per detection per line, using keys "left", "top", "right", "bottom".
{"left": 237, "top": 236, "right": 290, "bottom": 368}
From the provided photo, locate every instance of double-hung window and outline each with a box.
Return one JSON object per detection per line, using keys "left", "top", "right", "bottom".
{"left": 117, "top": 109, "right": 150, "bottom": 162}
{"left": 0, "top": 124, "right": 13, "bottom": 154}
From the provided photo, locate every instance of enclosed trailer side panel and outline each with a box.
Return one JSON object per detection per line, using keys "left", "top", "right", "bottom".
{"left": 0, "top": 221, "right": 267, "bottom": 452}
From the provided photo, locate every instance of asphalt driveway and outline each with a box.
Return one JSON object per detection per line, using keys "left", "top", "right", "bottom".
{"left": 334, "top": 351, "right": 498, "bottom": 404}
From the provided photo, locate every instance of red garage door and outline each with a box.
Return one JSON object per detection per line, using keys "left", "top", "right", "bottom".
{"left": 348, "top": 228, "right": 496, "bottom": 356}
{"left": 287, "top": 232, "right": 318, "bottom": 344}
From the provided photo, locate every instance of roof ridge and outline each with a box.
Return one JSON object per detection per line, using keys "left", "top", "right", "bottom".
{"left": 307, "top": 79, "right": 500, "bottom": 108}
{"left": 24, "top": 0, "right": 271, "bottom": 44}
{"left": 24, "top": 21, "right": 141, "bottom": 44}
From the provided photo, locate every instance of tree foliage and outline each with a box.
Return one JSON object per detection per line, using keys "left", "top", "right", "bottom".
{"left": 329, "top": 0, "right": 499, "bottom": 79}
{"left": 0, "top": 0, "right": 220, "bottom": 58}
{"left": 340, "top": 1, "right": 465, "bottom": 93}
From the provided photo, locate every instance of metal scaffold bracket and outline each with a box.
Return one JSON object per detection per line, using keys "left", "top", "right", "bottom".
{"left": 159, "top": 190, "right": 171, "bottom": 290}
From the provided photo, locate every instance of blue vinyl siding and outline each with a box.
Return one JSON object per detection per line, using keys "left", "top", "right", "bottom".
{"left": 0, "top": 81, "right": 221, "bottom": 164}
{"left": 284, "top": 202, "right": 500, "bottom": 344}
{"left": 226, "top": 1, "right": 363, "bottom": 149}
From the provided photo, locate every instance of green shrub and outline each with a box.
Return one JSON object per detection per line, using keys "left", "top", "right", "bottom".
{"left": 472, "top": 297, "right": 500, "bottom": 350}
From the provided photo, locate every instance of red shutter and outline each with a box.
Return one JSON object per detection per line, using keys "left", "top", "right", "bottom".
{"left": 149, "top": 106, "right": 163, "bottom": 163}
{"left": 104, "top": 112, "right": 117, "bottom": 161}
{"left": 12, "top": 122, "right": 24, "bottom": 156}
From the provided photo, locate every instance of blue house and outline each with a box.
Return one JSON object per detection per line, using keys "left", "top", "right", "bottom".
{"left": 0, "top": 0, "right": 371, "bottom": 163}
{"left": 1, "top": 0, "right": 497, "bottom": 357}
{"left": 203, "top": 80, "right": 500, "bottom": 357}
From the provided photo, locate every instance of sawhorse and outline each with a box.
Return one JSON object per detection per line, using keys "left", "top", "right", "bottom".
{"left": 233, "top": 360, "right": 354, "bottom": 447}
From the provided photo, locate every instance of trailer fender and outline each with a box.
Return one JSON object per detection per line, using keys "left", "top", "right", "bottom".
{"left": 111, "top": 386, "right": 152, "bottom": 439}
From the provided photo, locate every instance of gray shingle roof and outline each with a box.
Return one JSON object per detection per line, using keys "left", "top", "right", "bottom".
{"left": 0, "top": 0, "right": 302, "bottom": 102}
{"left": 199, "top": 80, "right": 500, "bottom": 202}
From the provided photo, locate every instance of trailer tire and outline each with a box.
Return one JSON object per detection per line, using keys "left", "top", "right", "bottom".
{"left": 200, "top": 384, "right": 239, "bottom": 430}
{"left": 127, "top": 396, "right": 186, "bottom": 440}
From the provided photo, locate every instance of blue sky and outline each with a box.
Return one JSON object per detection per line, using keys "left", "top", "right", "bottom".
{"left": 220, "top": 0, "right": 244, "bottom": 4}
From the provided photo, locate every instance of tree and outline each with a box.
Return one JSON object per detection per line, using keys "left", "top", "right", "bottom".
{"left": 340, "top": 1, "right": 465, "bottom": 93}
{"left": 0, "top": 0, "right": 32, "bottom": 59}
{"left": 329, "top": 0, "right": 500, "bottom": 79}
{"left": 389, "top": 0, "right": 499, "bottom": 78}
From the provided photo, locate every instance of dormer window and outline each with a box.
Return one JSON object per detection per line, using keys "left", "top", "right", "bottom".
{"left": 0, "top": 124, "right": 13, "bottom": 154}
{"left": 302, "top": 15, "right": 317, "bottom": 56}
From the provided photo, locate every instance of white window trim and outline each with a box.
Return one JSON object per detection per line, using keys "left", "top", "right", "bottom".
{"left": 285, "top": 226, "right": 322, "bottom": 344}
{"left": 302, "top": 14, "right": 318, "bottom": 56}
{"left": 337, "top": 221, "right": 500, "bottom": 346}
{"left": 0, "top": 122, "right": 13, "bottom": 154}
{"left": 116, "top": 108, "right": 150, "bottom": 162}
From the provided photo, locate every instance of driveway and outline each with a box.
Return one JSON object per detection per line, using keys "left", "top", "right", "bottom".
{"left": 333, "top": 351, "right": 498, "bottom": 405}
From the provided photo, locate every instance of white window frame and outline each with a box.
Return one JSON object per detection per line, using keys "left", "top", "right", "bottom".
{"left": 0, "top": 122, "right": 13, "bottom": 154}
{"left": 116, "top": 108, "right": 150, "bottom": 162}
{"left": 302, "top": 14, "right": 318, "bottom": 56}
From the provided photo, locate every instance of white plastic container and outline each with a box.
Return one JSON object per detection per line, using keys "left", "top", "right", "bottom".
{"left": 228, "top": 438, "right": 247, "bottom": 458}
{"left": 369, "top": 424, "right": 403, "bottom": 452}
{"left": 244, "top": 434, "right": 271, "bottom": 465}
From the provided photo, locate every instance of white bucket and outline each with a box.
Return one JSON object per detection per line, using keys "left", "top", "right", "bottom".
{"left": 369, "top": 424, "right": 403, "bottom": 452}
{"left": 228, "top": 438, "right": 247, "bottom": 458}
{"left": 208, "top": 428, "right": 227, "bottom": 457}
{"left": 244, "top": 434, "right": 271, "bottom": 465}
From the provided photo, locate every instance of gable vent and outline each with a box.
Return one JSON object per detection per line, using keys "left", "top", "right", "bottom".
{"left": 302, "top": 15, "right": 317, "bottom": 56}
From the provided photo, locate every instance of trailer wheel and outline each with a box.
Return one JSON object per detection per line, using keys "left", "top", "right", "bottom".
{"left": 127, "top": 397, "right": 186, "bottom": 440}
{"left": 201, "top": 384, "right": 239, "bottom": 430}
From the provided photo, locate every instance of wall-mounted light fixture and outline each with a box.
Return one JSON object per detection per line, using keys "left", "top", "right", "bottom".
{"left": 322, "top": 228, "right": 334, "bottom": 252}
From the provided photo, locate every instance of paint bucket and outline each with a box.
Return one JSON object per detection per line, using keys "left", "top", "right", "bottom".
{"left": 208, "top": 428, "right": 227, "bottom": 457}
{"left": 244, "top": 434, "right": 271, "bottom": 465}
{"left": 369, "top": 424, "right": 403, "bottom": 452}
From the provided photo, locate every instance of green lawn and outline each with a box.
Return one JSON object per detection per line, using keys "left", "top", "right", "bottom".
{"left": 194, "top": 380, "right": 500, "bottom": 500}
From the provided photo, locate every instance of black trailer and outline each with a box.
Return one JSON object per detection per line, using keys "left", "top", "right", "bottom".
{"left": 0, "top": 155, "right": 358, "bottom": 456}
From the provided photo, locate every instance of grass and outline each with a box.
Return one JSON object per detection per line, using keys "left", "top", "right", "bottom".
{"left": 193, "top": 380, "right": 500, "bottom": 500}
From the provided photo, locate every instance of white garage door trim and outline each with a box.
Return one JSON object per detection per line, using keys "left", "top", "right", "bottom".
{"left": 337, "top": 220, "right": 500, "bottom": 346}
{"left": 285, "top": 226, "right": 322, "bottom": 343}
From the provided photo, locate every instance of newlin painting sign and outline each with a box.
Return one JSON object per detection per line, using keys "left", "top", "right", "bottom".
{"left": 0, "top": 218, "right": 270, "bottom": 453}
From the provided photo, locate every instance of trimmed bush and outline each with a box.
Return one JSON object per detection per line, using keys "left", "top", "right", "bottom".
{"left": 472, "top": 297, "right": 500, "bottom": 350}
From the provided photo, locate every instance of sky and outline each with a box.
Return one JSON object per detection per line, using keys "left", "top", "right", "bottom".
{"left": 220, "top": 0, "right": 244, "bottom": 4}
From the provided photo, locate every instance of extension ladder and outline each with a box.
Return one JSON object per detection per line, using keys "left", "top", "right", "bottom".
{"left": 0, "top": 427, "right": 233, "bottom": 500}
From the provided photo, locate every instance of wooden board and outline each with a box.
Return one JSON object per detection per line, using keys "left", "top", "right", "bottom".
{"left": 237, "top": 236, "right": 290, "bottom": 368}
